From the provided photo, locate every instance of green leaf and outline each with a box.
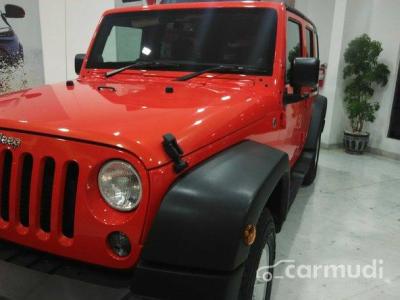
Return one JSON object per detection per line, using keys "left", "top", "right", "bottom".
{"left": 342, "top": 34, "right": 390, "bottom": 131}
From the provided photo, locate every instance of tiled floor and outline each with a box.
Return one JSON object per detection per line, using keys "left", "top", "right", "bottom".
{"left": 271, "top": 149, "right": 400, "bottom": 300}
{"left": 0, "top": 149, "right": 399, "bottom": 300}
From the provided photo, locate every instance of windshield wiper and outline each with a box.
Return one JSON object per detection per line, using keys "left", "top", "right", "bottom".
{"left": 105, "top": 60, "right": 181, "bottom": 78}
{"left": 175, "top": 65, "right": 262, "bottom": 82}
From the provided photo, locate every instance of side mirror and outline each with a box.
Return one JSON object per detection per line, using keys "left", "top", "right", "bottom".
{"left": 290, "top": 57, "right": 320, "bottom": 89}
{"left": 75, "top": 54, "right": 85, "bottom": 75}
{"left": 4, "top": 4, "right": 25, "bottom": 18}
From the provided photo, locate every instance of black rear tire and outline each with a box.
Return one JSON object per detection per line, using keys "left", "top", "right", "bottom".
{"left": 239, "top": 208, "right": 276, "bottom": 300}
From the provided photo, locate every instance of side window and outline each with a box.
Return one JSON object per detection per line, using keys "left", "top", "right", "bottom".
{"left": 306, "top": 28, "right": 315, "bottom": 57}
{"left": 287, "top": 20, "right": 302, "bottom": 80}
{"left": 103, "top": 26, "right": 143, "bottom": 63}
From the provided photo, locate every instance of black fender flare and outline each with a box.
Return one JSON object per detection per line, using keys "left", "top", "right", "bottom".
{"left": 305, "top": 95, "right": 328, "bottom": 150}
{"left": 140, "top": 141, "right": 290, "bottom": 272}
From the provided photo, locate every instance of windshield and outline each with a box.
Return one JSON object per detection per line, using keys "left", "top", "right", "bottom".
{"left": 87, "top": 8, "right": 277, "bottom": 75}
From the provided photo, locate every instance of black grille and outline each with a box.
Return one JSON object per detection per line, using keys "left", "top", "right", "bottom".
{"left": 62, "top": 162, "right": 79, "bottom": 238}
{"left": 40, "top": 157, "right": 55, "bottom": 233}
{"left": 0, "top": 150, "right": 12, "bottom": 221}
{"left": 19, "top": 154, "right": 33, "bottom": 227}
{"left": 0, "top": 151, "right": 79, "bottom": 239}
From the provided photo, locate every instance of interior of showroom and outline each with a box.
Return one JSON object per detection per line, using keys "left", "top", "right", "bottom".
{"left": 35, "top": 0, "right": 400, "bottom": 158}
{"left": 0, "top": 0, "right": 399, "bottom": 300}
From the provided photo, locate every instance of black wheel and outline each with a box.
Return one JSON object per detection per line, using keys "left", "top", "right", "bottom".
{"left": 302, "top": 132, "right": 321, "bottom": 186}
{"left": 239, "top": 208, "right": 276, "bottom": 300}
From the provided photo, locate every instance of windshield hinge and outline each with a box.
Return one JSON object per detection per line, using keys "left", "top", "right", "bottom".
{"left": 162, "top": 133, "right": 188, "bottom": 173}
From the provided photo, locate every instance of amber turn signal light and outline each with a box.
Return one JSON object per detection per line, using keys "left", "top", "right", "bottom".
{"left": 243, "top": 224, "right": 257, "bottom": 246}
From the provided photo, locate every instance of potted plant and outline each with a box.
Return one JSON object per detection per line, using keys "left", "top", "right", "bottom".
{"left": 343, "top": 34, "right": 390, "bottom": 154}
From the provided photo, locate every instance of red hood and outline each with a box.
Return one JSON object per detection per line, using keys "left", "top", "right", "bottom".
{"left": 0, "top": 76, "right": 268, "bottom": 169}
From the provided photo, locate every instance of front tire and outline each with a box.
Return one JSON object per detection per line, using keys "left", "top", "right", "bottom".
{"left": 239, "top": 208, "right": 276, "bottom": 300}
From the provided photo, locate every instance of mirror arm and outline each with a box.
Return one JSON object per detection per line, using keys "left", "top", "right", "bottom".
{"left": 0, "top": 13, "right": 11, "bottom": 27}
{"left": 284, "top": 89, "right": 310, "bottom": 105}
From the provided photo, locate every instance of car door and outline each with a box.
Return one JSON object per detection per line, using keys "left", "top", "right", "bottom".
{"left": 302, "top": 25, "right": 319, "bottom": 137}
{"left": 281, "top": 16, "right": 307, "bottom": 163}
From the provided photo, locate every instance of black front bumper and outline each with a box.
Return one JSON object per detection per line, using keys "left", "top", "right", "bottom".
{"left": 0, "top": 240, "right": 243, "bottom": 300}
{"left": 131, "top": 261, "right": 244, "bottom": 300}
{"left": 0, "top": 239, "right": 134, "bottom": 288}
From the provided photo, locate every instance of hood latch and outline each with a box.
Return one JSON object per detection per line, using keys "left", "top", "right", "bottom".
{"left": 162, "top": 133, "right": 188, "bottom": 173}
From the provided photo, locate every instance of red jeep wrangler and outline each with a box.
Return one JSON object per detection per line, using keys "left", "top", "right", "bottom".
{"left": 0, "top": 1, "right": 326, "bottom": 299}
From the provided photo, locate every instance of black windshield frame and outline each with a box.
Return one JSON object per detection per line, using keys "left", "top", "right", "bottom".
{"left": 86, "top": 8, "right": 278, "bottom": 76}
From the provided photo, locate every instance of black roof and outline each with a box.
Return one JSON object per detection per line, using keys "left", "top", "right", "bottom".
{"left": 159, "top": 0, "right": 317, "bottom": 31}
{"left": 286, "top": 5, "right": 317, "bottom": 31}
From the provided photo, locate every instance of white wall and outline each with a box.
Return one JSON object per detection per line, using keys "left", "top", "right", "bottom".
{"left": 39, "top": 0, "right": 66, "bottom": 84}
{"left": 296, "top": 0, "right": 341, "bottom": 146}
{"left": 65, "top": 1, "right": 115, "bottom": 79}
{"left": 0, "top": 0, "right": 44, "bottom": 88}
{"left": 366, "top": 0, "right": 400, "bottom": 156}
{"left": 295, "top": 0, "right": 335, "bottom": 66}
{"left": 39, "top": 0, "right": 115, "bottom": 83}
{"left": 297, "top": 0, "right": 400, "bottom": 157}
{"left": 333, "top": 0, "right": 400, "bottom": 156}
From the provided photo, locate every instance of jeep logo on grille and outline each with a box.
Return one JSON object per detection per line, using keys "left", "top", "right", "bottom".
{"left": 0, "top": 133, "right": 21, "bottom": 149}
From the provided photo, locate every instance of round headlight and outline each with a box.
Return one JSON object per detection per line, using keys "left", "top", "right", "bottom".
{"left": 98, "top": 160, "right": 142, "bottom": 211}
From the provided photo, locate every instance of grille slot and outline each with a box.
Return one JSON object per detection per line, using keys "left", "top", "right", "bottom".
{"left": 62, "top": 162, "right": 79, "bottom": 238}
{"left": 0, "top": 151, "right": 12, "bottom": 221}
{"left": 0, "top": 150, "right": 79, "bottom": 238}
{"left": 19, "top": 154, "right": 33, "bottom": 227}
{"left": 40, "top": 158, "right": 55, "bottom": 233}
